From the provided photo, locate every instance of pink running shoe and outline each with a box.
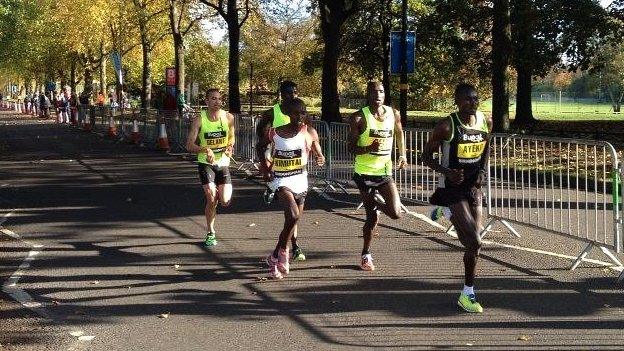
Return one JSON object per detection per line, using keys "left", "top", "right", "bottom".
{"left": 266, "top": 254, "right": 284, "bottom": 279}
{"left": 277, "top": 248, "right": 290, "bottom": 275}
{"left": 360, "top": 254, "right": 375, "bottom": 271}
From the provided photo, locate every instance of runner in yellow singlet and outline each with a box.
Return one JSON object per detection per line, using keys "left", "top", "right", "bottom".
{"left": 186, "top": 89, "right": 235, "bottom": 247}
{"left": 348, "top": 81, "right": 407, "bottom": 272}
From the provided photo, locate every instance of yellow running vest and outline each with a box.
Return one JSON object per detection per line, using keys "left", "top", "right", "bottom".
{"left": 354, "top": 106, "right": 394, "bottom": 176}
{"left": 272, "top": 104, "right": 290, "bottom": 128}
{"left": 198, "top": 109, "right": 229, "bottom": 164}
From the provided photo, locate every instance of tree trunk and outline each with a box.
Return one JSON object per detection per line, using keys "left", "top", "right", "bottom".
{"left": 169, "top": 1, "right": 185, "bottom": 101}
{"left": 514, "top": 64, "right": 536, "bottom": 126}
{"left": 321, "top": 16, "right": 341, "bottom": 123}
{"left": 100, "top": 57, "right": 107, "bottom": 95}
{"left": 84, "top": 64, "right": 94, "bottom": 98}
{"left": 70, "top": 58, "right": 77, "bottom": 93}
{"left": 141, "top": 39, "right": 152, "bottom": 109}
{"left": 227, "top": 13, "right": 241, "bottom": 114}
{"left": 491, "top": 0, "right": 511, "bottom": 132}
{"left": 512, "top": 0, "right": 536, "bottom": 127}
{"left": 174, "top": 33, "right": 185, "bottom": 100}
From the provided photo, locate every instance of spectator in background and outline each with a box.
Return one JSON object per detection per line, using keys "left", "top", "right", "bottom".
{"left": 78, "top": 91, "right": 90, "bottom": 125}
{"left": 31, "top": 91, "right": 39, "bottom": 116}
{"left": 97, "top": 91, "right": 105, "bottom": 106}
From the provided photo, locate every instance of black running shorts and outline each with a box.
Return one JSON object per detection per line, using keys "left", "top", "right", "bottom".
{"left": 352, "top": 173, "right": 393, "bottom": 193}
{"left": 198, "top": 163, "right": 231, "bottom": 186}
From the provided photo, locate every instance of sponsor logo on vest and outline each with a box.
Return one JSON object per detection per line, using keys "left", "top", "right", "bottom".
{"left": 369, "top": 129, "right": 393, "bottom": 138}
{"left": 275, "top": 149, "right": 302, "bottom": 159}
{"left": 461, "top": 133, "right": 484, "bottom": 142}
{"left": 204, "top": 131, "right": 226, "bottom": 139}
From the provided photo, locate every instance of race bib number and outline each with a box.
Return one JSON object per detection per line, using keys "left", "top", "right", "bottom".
{"left": 369, "top": 129, "right": 393, "bottom": 154}
{"left": 457, "top": 141, "right": 486, "bottom": 159}
{"left": 273, "top": 149, "right": 304, "bottom": 177}
{"left": 204, "top": 130, "right": 227, "bottom": 153}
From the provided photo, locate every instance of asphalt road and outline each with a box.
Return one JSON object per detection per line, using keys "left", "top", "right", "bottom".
{"left": 1, "top": 110, "right": 623, "bottom": 350}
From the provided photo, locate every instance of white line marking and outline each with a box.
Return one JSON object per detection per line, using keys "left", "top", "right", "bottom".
{"left": 0, "top": 214, "right": 49, "bottom": 316}
{"left": 0, "top": 211, "right": 13, "bottom": 226}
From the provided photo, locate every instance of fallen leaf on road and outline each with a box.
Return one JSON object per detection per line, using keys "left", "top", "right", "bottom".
{"left": 465, "top": 343, "right": 473, "bottom": 346}
{"left": 252, "top": 291, "right": 258, "bottom": 295}
{"left": 90, "top": 281, "right": 99, "bottom": 285}
{"left": 78, "top": 336, "right": 95, "bottom": 341}
{"left": 69, "top": 331, "right": 84, "bottom": 337}
{"left": 247, "top": 223, "right": 256, "bottom": 227}
{"left": 158, "top": 313, "right": 170, "bottom": 319}
{"left": 256, "top": 277, "right": 267, "bottom": 281}
{"left": 518, "top": 335, "right": 532, "bottom": 341}
{"left": 330, "top": 265, "right": 335, "bottom": 269}
{"left": 313, "top": 221, "right": 319, "bottom": 225}
{"left": 173, "top": 264, "right": 180, "bottom": 269}
{"left": 52, "top": 300, "right": 61, "bottom": 306}
{"left": 604, "top": 304, "right": 611, "bottom": 308}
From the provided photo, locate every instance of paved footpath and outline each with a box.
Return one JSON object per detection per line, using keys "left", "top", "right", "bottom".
{"left": 0, "top": 111, "right": 623, "bottom": 350}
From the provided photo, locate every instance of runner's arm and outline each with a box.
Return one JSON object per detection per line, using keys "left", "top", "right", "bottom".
{"left": 226, "top": 113, "right": 236, "bottom": 156}
{"left": 422, "top": 118, "right": 456, "bottom": 178}
{"left": 308, "top": 126, "right": 325, "bottom": 166}
{"left": 185, "top": 115, "right": 209, "bottom": 155}
{"left": 393, "top": 108, "right": 407, "bottom": 168}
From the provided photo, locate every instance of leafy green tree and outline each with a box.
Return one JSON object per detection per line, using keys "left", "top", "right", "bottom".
{"left": 316, "top": 0, "right": 360, "bottom": 122}
{"left": 592, "top": 41, "right": 624, "bottom": 112}
{"left": 240, "top": 0, "right": 319, "bottom": 98}
{"left": 198, "top": 0, "right": 252, "bottom": 113}
{"left": 131, "top": 0, "right": 170, "bottom": 108}
{"left": 511, "top": 0, "right": 614, "bottom": 126}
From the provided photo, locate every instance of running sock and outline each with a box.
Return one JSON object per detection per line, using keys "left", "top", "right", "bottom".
{"left": 463, "top": 285, "right": 475, "bottom": 296}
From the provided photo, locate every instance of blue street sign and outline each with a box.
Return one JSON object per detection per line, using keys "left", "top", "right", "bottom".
{"left": 111, "top": 52, "right": 123, "bottom": 84}
{"left": 390, "top": 31, "right": 416, "bottom": 74}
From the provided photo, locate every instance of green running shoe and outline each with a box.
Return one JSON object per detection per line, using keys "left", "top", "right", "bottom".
{"left": 458, "top": 293, "right": 483, "bottom": 313}
{"left": 292, "top": 247, "right": 306, "bottom": 261}
{"left": 204, "top": 233, "right": 217, "bottom": 247}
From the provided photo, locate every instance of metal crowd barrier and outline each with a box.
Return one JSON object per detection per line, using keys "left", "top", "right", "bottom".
{"left": 486, "top": 134, "right": 623, "bottom": 269}
{"left": 233, "top": 114, "right": 257, "bottom": 171}
{"left": 394, "top": 128, "right": 437, "bottom": 205}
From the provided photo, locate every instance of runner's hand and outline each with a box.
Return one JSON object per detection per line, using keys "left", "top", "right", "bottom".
{"left": 367, "top": 139, "right": 381, "bottom": 153}
{"left": 397, "top": 155, "right": 408, "bottom": 170}
{"left": 205, "top": 147, "right": 215, "bottom": 164}
{"left": 447, "top": 168, "right": 464, "bottom": 185}
{"left": 316, "top": 154, "right": 325, "bottom": 167}
{"left": 224, "top": 144, "right": 233, "bottom": 157}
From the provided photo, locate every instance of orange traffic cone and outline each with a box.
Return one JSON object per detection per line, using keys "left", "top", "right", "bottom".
{"left": 107, "top": 115, "right": 117, "bottom": 138}
{"left": 131, "top": 119, "right": 142, "bottom": 144}
{"left": 157, "top": 122, "right": 169, "bottom": 150}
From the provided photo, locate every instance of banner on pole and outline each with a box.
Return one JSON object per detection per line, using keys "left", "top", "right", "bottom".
{"left": 165, "top": 67, "right": 177, "bottom": 86}
{"left": 390, "top": 31, "right": 416, "bottom": 74}
{"left": 111, "top": 52, "right": 123, "bottom": 85}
